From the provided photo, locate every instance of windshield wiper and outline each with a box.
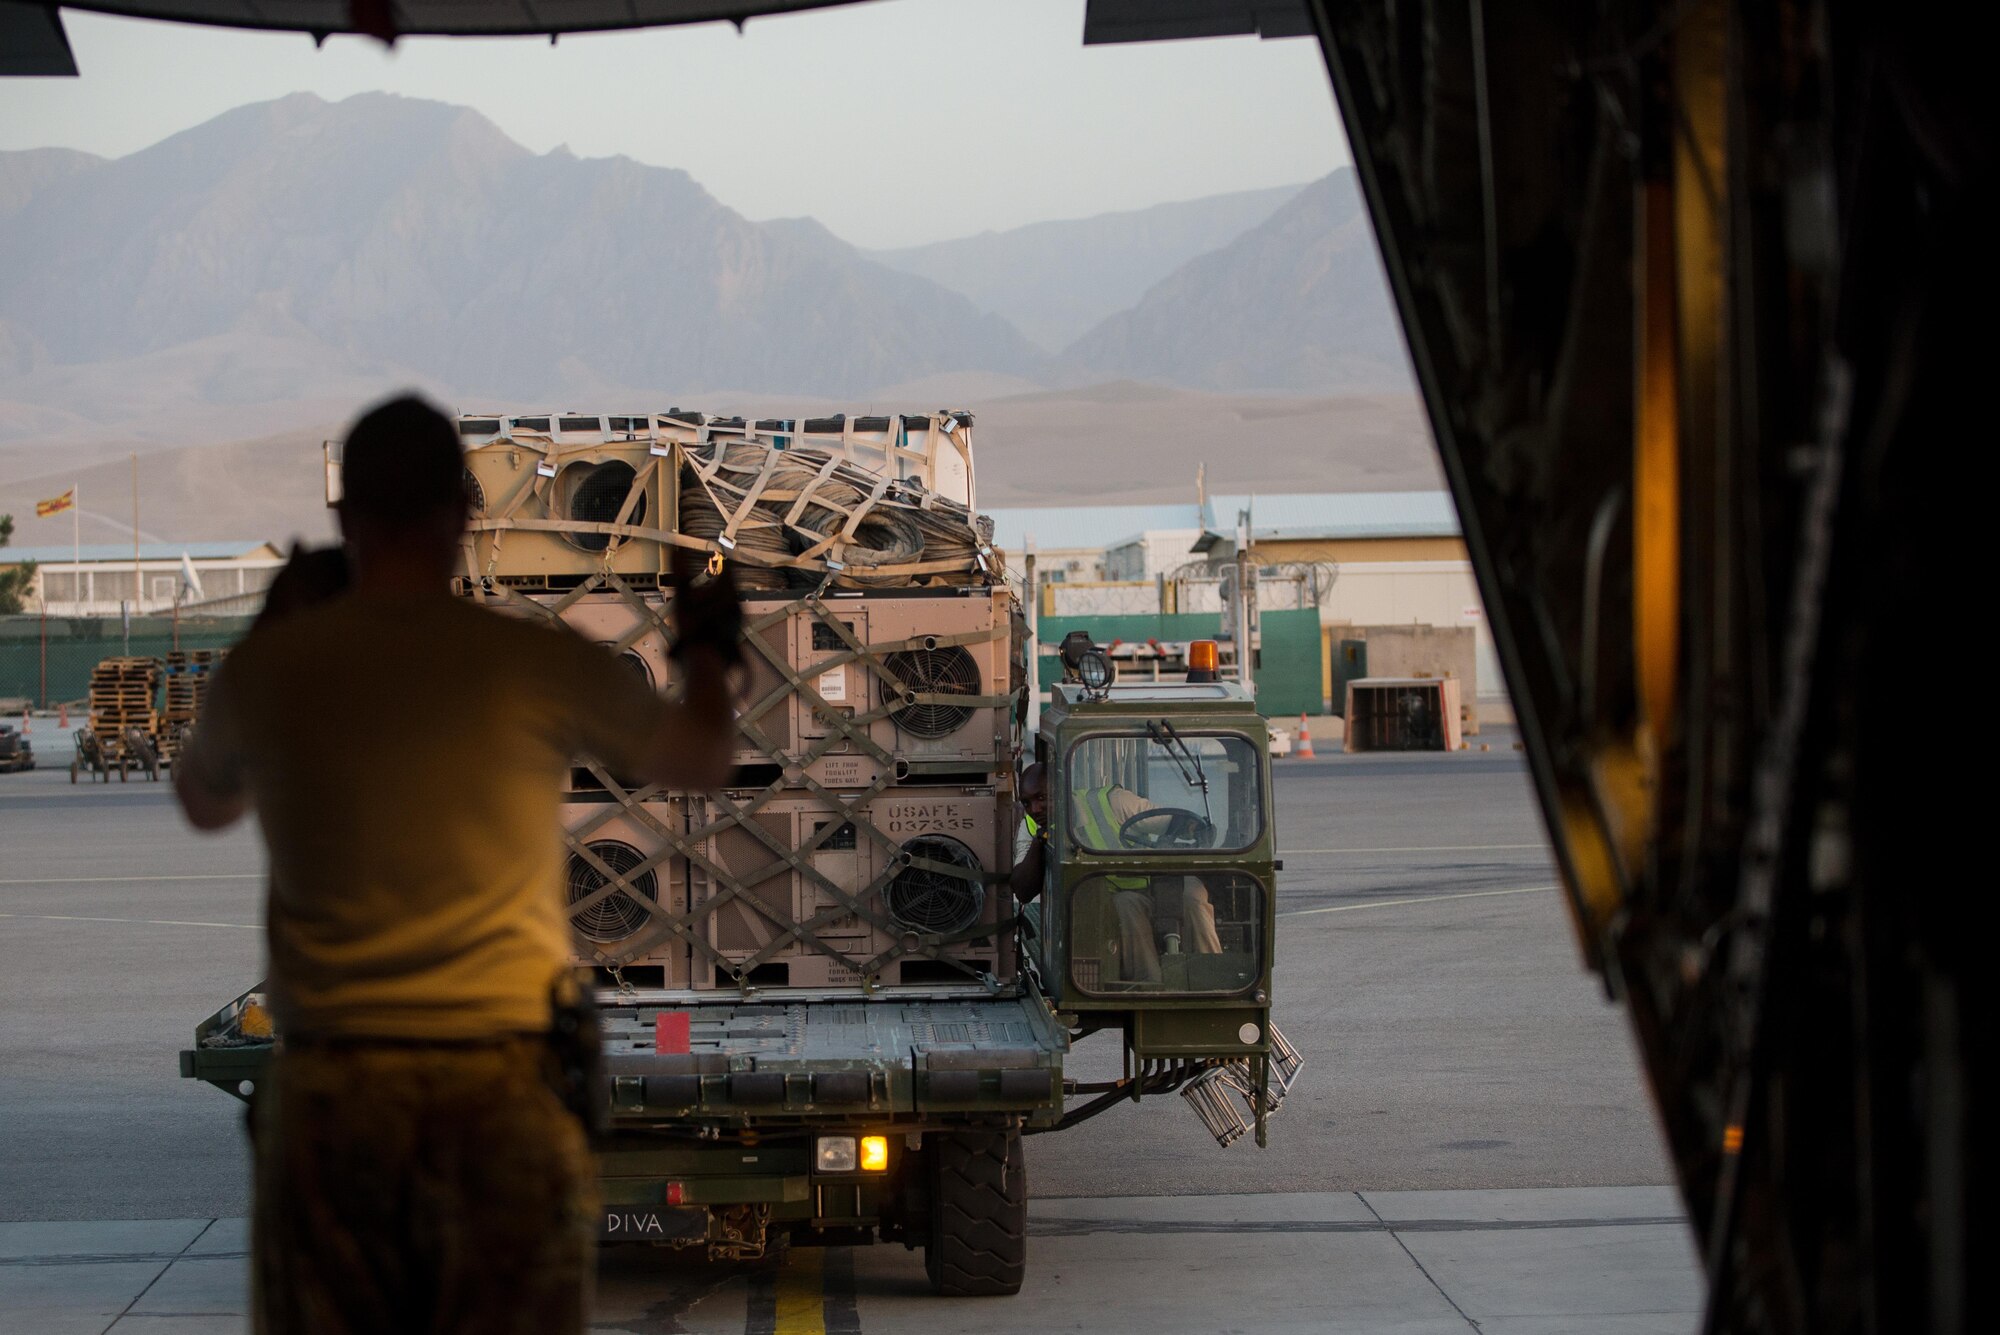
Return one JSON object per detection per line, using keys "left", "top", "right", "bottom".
{"left": 1148, "top": 719, "right": 1213, "bottom": 827}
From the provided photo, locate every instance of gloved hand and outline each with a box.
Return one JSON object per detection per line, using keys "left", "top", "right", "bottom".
{"left": 669, "top": 545, "right": 744, "bottom": 670}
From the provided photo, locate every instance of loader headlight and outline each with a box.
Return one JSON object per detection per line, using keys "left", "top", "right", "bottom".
{"left": 1078, "top": 649, "right": 1114, "bottom": 692}
{"left": 814, "top": 1134, "right": 890, "bottom": 1173}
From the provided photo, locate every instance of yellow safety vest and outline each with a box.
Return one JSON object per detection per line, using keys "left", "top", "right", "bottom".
{"left": 1074, "top": 786, "right": 1148, "bottom": 891}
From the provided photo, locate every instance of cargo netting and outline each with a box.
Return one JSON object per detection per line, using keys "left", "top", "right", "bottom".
{"left": 449, "top": 411, "right": 997, "bottom": 593}
{"left": 458, "top": 419, "right": 1026, "bottom": 995}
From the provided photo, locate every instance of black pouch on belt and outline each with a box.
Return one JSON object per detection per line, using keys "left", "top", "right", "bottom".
{"left": 547, "top": 972, "right": 607, "bottom": 1137}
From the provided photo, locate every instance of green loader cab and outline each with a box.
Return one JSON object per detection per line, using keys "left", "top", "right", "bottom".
{"left": 1030, "top": 644, "right": 1291, "bottom": 1148}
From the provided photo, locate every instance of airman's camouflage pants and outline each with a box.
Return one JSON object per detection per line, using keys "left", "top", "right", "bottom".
{"left": 251, "top": 1037, "right": 595, "bottom": 1335}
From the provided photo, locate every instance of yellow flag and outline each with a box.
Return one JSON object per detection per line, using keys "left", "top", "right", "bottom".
{"left": 35, "top": 487, "right": 76, "bottom": 518}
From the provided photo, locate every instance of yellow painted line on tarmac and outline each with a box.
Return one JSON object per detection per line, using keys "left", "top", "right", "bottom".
{"left": 0, "top": 911, "right": 258, "bottom": 930}
{"left": 1280, "top": 844, "right": 1546, "bottom": 855}
{"left": 1281, "top": 884, "right": 1557, "bottom": 918}
{"left": 0, "top": 873, "right": 261, "bottom": 885}
{"left": 773, "top": 1247, "right": 827, "bottom": 1335}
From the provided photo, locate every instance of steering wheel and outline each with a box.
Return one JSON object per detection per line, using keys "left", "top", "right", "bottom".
{"left": 1118, "top": 807, "right": 1215, "bottom": 850}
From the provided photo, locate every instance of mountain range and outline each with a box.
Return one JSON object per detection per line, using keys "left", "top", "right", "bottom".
{"left": 866, "top": 184, "right": 1305, "bottom": 352}
{"left": 0, "top": 92, "right": 1431, "bottom": 540}
{"left": 0, "top": 94, "right": 1037, "bottom": 431}
{"left": 1065, "top": 171, "right": 1410, "bottom": 392}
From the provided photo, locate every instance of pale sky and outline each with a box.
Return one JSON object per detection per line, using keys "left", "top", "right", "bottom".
{"left": 0, "top": 2, "right": 1347, "bottom": 250}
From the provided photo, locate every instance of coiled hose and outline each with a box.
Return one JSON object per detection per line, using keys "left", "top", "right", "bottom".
{"left": 681, "top": 442, "right": 986, "bottom": 589}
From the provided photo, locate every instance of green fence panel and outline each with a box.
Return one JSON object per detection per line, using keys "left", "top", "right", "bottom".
{"left": 1034, "top": 608, "right": 1322, "bottom": 718}
{"left": 1248, "top": 609, "right": 1324, "bottom": 718}
{"left": 0, "top": 615, "right": 255, "bottom": 708}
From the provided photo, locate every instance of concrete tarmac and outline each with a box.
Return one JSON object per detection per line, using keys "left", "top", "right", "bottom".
{"left": 0, "top": 732, "right": 1697, "bottom": 1330}
{"left": 0, "top": 1187, "right": 1701, "bottom": 1334}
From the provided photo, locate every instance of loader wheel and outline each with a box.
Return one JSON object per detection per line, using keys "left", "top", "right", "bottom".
{"left": 925, "top": 1130, "right": 1026, "bottom": 1296}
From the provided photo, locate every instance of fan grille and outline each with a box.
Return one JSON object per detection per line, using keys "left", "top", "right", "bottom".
{"left": 563, "top": 460, "right": 647, "bottom": 552}
{"left": 887, "top": 835, "right": 985, "bottom": 935}
{"left": 600, "top": 647, "right": 648, "bottom": 687}
{"left": 880, "top": 646, "right": 980, "bottom": 738}
{"left": 462, "top": 467, "right": 486, "bottom": 515}
{"left": 566, "top": 840, "right": 659, "bottom": 942}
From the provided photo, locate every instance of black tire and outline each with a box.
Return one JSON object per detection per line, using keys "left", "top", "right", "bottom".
{"left": 925, "top": 1130, "right": 1027, "bottom": 1296}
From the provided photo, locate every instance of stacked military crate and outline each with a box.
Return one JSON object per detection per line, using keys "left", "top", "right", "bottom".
{"left": 437, "top": 411, "right": 1023, "bottom": 996}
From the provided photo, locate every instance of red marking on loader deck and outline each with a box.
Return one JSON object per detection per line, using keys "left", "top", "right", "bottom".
{"left": 655, "top": 1011, "right": 691, "bottom": 1054}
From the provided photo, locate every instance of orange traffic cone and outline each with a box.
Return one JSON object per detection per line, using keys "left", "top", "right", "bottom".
{"left": 18, "top": 708, "right": 27, "bottom": 735}
{"left": 58, "top": 703, "right": 69, "bottom": 730}
{"left": 1295, "top": 713, "right": 1315, "bottom": 758}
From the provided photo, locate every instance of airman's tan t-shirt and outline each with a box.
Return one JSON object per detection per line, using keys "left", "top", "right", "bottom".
{"left": 191, "top": 591, "right": 671, "bottom": 1040}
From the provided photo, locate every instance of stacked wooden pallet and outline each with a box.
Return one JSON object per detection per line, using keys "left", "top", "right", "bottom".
{"left": 159, "top": 649, "right": 226, "bottom": 761}
{"left": 88, "top": 657, "right": 160, "bottom": 759}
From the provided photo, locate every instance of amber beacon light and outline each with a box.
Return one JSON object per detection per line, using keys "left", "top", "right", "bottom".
{"left": 1187, "top": 640, "right": 1221, "bottom": 683}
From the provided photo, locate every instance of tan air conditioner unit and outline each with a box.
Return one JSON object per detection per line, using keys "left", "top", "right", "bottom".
{"left": 786, "top": 590, "right": 1015, "bottom": 787}
{"left": 687, "top": 789, "right": 1010, "bottom": 991}
{"left": 544, "top": 592, "right": 674, "bottom": 695}
{"left": 730, "top": 593, "right": 804, "bottom": 772}
{"left": 502, "top": 587, "right": 804, "bottom": 782}
{"left": 459, "top": 423, "right": 680, "bottom": 586}
{"left": 483, "top": 583, "right": 1019, "bottom": 793}
{"left": 481, "top": 591, "right": 677, "bottom": 794}
{"left": 559, "top": 800, "right": 690, "bottom": 988}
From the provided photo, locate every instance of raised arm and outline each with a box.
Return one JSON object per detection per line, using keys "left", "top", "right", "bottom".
{"left": 1010, "top": 761, "right": 1051, "bottom": 902}
{"left": 1009, "top": 830, "right": 1047, "bottom": 904}
{"left": 174, "top": 543, "right": 353, "bottom": 833}
{"left": 571, "top": 547, "right": 743, "bottom": 793}
{"left": 635, "top": 643, "right": 736, "bottom": 790}
{"left": 173, "top": 668, "right": 249, "bottom": 832}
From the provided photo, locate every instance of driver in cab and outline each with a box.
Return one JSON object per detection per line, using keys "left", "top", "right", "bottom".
{"left": 1014, "top": 762, "right": 1221, "bottom": 985}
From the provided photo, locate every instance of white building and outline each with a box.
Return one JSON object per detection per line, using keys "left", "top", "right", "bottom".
{"left": 1101, "top": 529, "right": 1206, "bottom": 582}
{"left": 3, "top": 542, "right": 286, "bottom": 617}
{"left": 988, "top": 504, "right": 1206, "bottom": 586}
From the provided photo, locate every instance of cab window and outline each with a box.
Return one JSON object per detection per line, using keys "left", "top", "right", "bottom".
{"left": 1065, "top": 731, "right": 1262, "bottom": 853}
{"left": 1067, "top": 872, "right": 1263, "bottom": 996}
